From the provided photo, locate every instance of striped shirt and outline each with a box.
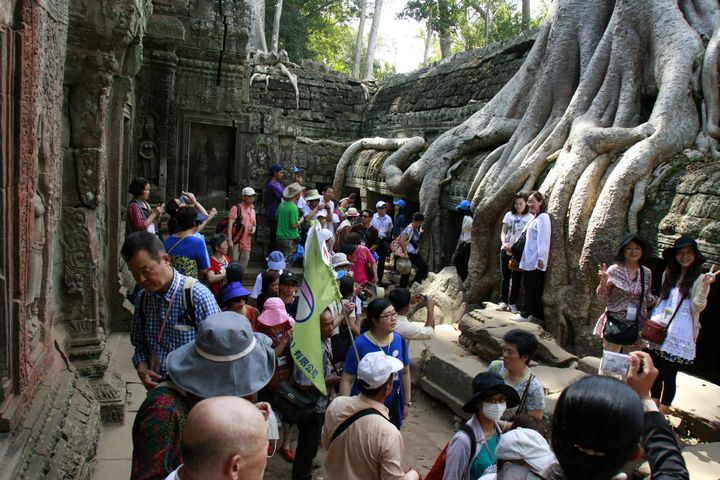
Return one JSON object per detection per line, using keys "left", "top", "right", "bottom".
{"left": 131, "top": 270, "right": 220, "bottom": 376}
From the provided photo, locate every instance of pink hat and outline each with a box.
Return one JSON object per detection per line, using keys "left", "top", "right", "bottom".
{"left": 257, "top": 297, "right": 296, "bottom": 327}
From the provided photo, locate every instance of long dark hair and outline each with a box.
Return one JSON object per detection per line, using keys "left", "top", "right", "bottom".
{"left": 361, "top": 298, "right": 393, "bottom": 333}
{"left": 551, "top": 376, "right": 643, "bottom": 480}
{"left": 509, "top": 192, "right": 530, "bottom": 215}
{"left": 660, "top": 251, "right": 703, "bottom": 299}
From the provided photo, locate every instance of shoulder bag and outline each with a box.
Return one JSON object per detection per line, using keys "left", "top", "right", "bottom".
{"left": 273, "top": 379, "right": 319, "bottom": 424}
{"left": 603, "top": 267, "right": 644, "bottom": 345}
{"left": 641, "top": 291, "right": 686, "bottom": 345}
{"left": 509, "top": 217, "right": 532, "bottom": 271}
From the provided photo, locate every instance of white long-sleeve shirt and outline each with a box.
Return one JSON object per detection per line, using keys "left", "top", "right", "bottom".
{"left": 395, "top": 315, "right": 434, "bottom": 341}
{"left": 519, "top": 213, "right": 551, "bottom": 272}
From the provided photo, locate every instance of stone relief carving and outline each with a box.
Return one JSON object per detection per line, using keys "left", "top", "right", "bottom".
{"left": 246, "top": 143, "right": 269, "bottom": 179}
{"left": 74, "top": 148, "right": 102, "bottom": 209}
{"left": 26, "top": 191, "right": 45, "bottom": 344}
{"left": 138, "top": 113, "right": 160, "bottom": 184}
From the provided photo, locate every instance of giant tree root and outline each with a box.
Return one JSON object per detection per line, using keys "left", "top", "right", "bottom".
{"left": 332, "top": 137, "right": 426, "bottom": 194}
{"left": 361, "top": 0, "right": 719, "bottom": 348}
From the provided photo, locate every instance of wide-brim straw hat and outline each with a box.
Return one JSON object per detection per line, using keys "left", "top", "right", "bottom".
{"left": 305, "top": 189, "right": 322, "bottom": 201}
{"left": 283, "top": 182, "right": 303, "bottom": 199}
{"left": 166, "top": 311, "right": 275, "bottom": 398}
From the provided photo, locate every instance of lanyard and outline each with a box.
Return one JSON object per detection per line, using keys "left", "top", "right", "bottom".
{"left": 153, "top": 281, "right": 181, "bottom": 344}
{"left": 367, "top": 331, "right": 393, "bottom": 355}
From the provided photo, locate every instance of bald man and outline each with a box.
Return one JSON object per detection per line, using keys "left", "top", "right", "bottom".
{"left": 165, "top": 397, "right": 268, "bottom": 480}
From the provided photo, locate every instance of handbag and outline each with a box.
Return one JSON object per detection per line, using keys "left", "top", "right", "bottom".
{"left": 390, "top": 235, "right": 407, "bottom": 258}
{"left": 603, "top": 267, "right": 645, "bottom": 345}
{"left": 510, "top": 222, "right": 530, "bottom": 264}
{"left": 273, "top": 380, "right": 318, "bottom": 424}
{"left": 331, "top": 322, "right": 352, "bottom": 363}
{"left": 641, "top": 292, "right": 686, "bottom": 345}
{"left": 508, "top": 258, "right": 523, "bottom": 272}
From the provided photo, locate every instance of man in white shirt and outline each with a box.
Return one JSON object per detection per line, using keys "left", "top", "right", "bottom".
{"left": 371, "top": 201, "right": 393, "bottom": 283}
{"left": 322, "top": 186, "right": 338, "bottom": 231}
{"left": 165, "top": 396, "right": 268, "bottom": 480}
{"left": 388, "top": 288, "right": 435, "bottom": 340}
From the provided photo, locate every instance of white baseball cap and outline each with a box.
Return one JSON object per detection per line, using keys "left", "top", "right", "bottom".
{"left": 357, "top": 351, "right": 404, "bottom": 389}
{"left": 375, "top": 200, "right": 387, "bottom": 209}
{"left": 242, "top": 187, "right": 257, "bottom": 196}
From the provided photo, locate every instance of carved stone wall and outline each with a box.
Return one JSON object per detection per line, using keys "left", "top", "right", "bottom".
{"left": 61, "top": 0, "right": 153, "bottom": 422}
{"left": 0, "top": 0, "right": 99, "bottom": 477}
{"left": 0, "top": 0, "right": 68, "bottom": 433}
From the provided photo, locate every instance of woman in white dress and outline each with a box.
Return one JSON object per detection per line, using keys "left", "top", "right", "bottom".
{"left": 645, "top": 236, "right": 718, "bottom": 412}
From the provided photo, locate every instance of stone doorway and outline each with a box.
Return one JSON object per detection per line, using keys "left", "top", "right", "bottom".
{"left": 185, "top": 123, "right": 235, "bottom": 211}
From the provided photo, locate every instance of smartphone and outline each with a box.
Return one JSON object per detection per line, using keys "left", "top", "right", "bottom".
{"left": 599, "top": 351, "right": 631, "bottom": 379}
{"left": 179, "top": 193, "right": 190, "bottom": 204}
{"left": 417, "top": 294, "right": 427, "bottom": 303}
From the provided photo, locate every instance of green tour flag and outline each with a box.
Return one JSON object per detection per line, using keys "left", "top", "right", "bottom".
{"left": 291, "top": 222, "right": 341, "bottom": 395}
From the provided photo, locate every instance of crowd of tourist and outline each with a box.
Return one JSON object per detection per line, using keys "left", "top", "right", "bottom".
{"left": 122, "top": 169, "right": 717, "bottom": 480}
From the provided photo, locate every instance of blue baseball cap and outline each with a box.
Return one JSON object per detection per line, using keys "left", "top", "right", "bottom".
{"left": 270, "top": 163, "right": 284, "bottom": 174}
{"left": 456, "top": 199, "right": 471, "bottom": 211}
{"left": 393, "top": 199, "right": 407, "bottom": 208}
{"left": 293, "top": 166, "right": 301, "bottom": 173}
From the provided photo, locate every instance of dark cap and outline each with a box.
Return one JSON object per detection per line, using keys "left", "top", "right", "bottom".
{"left": 462, "top": 372, "right": 520, "bottom": 413}
{"left": 279, "top": 271, "right": 299, "bottom": 285}
{"left": 270, "top": 163, "right": 284, "bottom": 174}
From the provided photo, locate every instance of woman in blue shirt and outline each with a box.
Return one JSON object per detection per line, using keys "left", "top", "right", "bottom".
{"left": 339, "top": 298, "right": 411, "bottom": 429}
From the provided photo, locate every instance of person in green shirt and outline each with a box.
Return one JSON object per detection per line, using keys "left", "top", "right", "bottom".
{"left": 276, "top": 182, "right": 304, "bottom": 260}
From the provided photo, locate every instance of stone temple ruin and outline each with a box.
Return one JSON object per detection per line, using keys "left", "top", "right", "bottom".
{"left": 1, "top": 0, "right": 719, "bottom": 477}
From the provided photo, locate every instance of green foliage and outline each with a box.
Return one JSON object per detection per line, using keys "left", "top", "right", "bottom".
{"left": 457, "top": 0, "right": 546, "bottom": 51}
{"left": 400, "top": 0, "right": 549, "bottom": 56}
{"left": 400, "top": 0, "right": 464, "bottom": 38}
{"left": 265, "top": 0, "right": 398, "bottom": 77}
{"left": 266, "top": 0, "right": 358, "bottom": 66}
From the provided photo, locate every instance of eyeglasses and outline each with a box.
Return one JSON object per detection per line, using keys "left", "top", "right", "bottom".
{"left": 379, "top": 311, "right": 398, "bottom": 320}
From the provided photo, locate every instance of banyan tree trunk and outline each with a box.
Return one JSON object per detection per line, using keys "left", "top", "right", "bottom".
{"left": 372, "top": 0, "right": 720, "bottom": 347}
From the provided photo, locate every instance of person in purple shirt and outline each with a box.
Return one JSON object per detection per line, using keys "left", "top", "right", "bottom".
{"left": 264, "top": 163, "right": 285, "bottom": 252}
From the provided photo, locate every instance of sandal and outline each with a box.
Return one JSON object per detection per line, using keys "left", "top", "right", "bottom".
{"left": 280, "top": 446, "right": 295, "bottom": 462}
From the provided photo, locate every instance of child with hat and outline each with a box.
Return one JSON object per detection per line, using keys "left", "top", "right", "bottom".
{"left": 256, "top": 297, "right": 297, "bottom": 461}
{"left": 221, "top": 281, "right": 259, "bottom": 330}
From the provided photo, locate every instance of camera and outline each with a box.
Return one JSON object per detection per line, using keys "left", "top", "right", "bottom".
{"left": 417, "top": 294, "right": 427, "bottom": 303}
{"left": 599, "top": 351, "right": 631, "bottom": 379}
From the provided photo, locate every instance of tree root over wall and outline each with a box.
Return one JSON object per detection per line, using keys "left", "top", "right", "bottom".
{"left": 362, "top": 0, "right": 720, "bottom": 348}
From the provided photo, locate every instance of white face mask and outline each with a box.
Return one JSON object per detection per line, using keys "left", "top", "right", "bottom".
{"left": 266, "top": 411, "right": 279, "bottom": 457}
{"left": 482, "top": 401, "right": 507, "bottom": 421}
